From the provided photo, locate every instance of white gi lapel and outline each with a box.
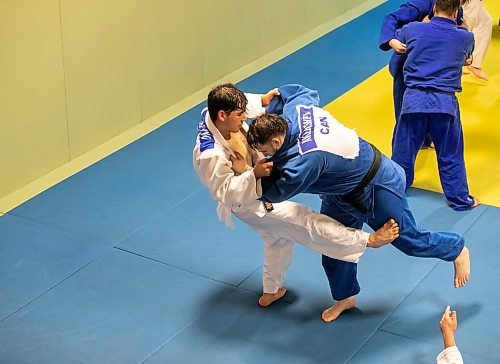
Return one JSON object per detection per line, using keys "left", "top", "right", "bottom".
{"left": 197, "top": 108, "right": 265, "bottom": 227}
{"left": 296, "top": 105, "right": 359, "bottom": 159}
{"left": 202, "top": 108, "right": 236, "bottom": 157}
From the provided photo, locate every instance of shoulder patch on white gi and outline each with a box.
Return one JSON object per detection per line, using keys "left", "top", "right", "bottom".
{"left": 198, "top": 108, "right": 215, "bottom": 152}
{"left": 296, "top": 105, "right": 359, "bottom": 159}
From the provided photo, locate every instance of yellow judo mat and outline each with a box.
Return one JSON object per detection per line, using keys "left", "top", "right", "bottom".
{"left": 326, "top": 9, "right": 500, "bottom": 207}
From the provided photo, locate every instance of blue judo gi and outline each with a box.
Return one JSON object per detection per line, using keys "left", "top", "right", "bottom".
{"left": 379, "top": 0, "right": 464, "bottom": 149}
{"left": 259, "top": 84, "right": 465, "bottom": 301}
{"left": 392, "top": 17, "right": 475, "bottom": 211}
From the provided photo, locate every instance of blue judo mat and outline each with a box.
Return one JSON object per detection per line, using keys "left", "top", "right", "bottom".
{"left": 1, "top": 1, "right": 498, "bottom": 363}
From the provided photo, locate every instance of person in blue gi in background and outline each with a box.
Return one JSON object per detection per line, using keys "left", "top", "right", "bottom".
{"left": 245, "top": 83, "right": 471, "bottom": 323}
{"left": 392, "top": 0, "right": 480, "bottom": 211}
{"left": 379, "top": 0, "right": 466, "bottom": 150}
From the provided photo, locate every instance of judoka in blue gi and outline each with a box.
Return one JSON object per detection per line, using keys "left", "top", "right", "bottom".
{"left": 379, "top": 0, "right": 465, "bottom": 149}
{"left": 392, "top": 0, "right": 479, "bottom": 211}
{"left": 194, "top": 84, "right": 399, "bottom": 309}
{"left": 246, "top": 84, "right": 471, "bottom": 323}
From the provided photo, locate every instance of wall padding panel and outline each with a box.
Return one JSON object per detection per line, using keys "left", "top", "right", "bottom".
{"left": 202, "top": 0, "right": 264, "bottom": 85}
{"left": 60, "top": 0, "right": 142, "bottom": 158}
{"left": 0, "top": 0, "right": 68, "bottom": 196}
{"left": 0, "top": 0, "right": 375, "bottom": 201}
{"left": 140, "top": 0, "right": 204, "bottom": 120}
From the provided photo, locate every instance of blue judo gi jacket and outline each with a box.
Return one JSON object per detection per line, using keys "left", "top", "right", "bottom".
{"left": 259, "top": 84, "right": 405, "bottom": 213}
{"left": 257, "top": 86, "right": 466, "bottom": 302}
{"left": 379, "top": 0, "right": 464, "bottom": 77}
{"left": 396, "top": 16, "right": 474, "bottom": 115}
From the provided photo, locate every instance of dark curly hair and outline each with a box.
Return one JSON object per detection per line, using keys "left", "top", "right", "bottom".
{"left": 207, "top": 83, "right": 247, "bottom": 122}
{"left": 247, "top": 114, "right": 288, "bottom": 149}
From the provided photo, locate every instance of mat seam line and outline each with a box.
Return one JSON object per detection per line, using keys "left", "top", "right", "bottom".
{"left": 347, "top": 206, "right": 490, "bottom": 362}
{"left": 113, "top": 247, "right": 244, "bottom": 289}
{"left": 345, "top": 259, "right": 441, "bottom": 363}
{"left": 0, "top": 258, "right": 102, "bottom": 324}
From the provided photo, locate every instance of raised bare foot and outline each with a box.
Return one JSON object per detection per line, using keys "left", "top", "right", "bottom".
{"left": 367, "top": 219, "right": 399, "bottom": 248}
{"left": 321, "top": 296, "right": 356, "bottom": 323}
{"left": 258, "top": 287, "right": 287, "bottom": 307}
{"left": 468, "top": 66, "right": 488, "bottom": 80}
{"left": 453, "top": 247, "right": 470, "bottom": 288}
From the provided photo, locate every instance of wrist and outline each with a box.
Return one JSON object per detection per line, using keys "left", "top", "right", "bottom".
{"left": 252, "top": 167, "right": 261, "bottom": 180}
{"left": 442, "top": 331, "right": 456, "bottom": 348}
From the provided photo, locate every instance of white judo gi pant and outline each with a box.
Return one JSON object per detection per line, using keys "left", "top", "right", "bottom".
{"left": 463, "top": 0, "right": 493, "bottom": 68}
{"left": 233, "top": 201, "right": 369, "bottom": 294}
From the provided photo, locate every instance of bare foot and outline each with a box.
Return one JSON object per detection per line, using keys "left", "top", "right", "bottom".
{"left": 472, "top": 196, "right": 481, "bottom": 208}
{"left": 258, "top": 287, "right": 287, "bottom": 307}
{"left": 462, "top": 66, "right": 471, "bottom": 75}
{"left": 321, "top": 296, "right": 356, "bottom": 323}
{"left": 367, "top": 219, "right": 399, "bottom": 248}
{"left": 468, "top": 66, "right": 488, "bottom": 81}
{"left": 453, "top": 247, "right": 470, "bottom": 288}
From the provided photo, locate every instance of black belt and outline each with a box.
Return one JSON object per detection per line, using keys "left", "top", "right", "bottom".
{"left": 343, "top": 143, "right": 382, "bottom": 213}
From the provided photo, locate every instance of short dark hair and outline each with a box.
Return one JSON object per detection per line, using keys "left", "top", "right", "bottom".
{"left": 207, "top": 83, "right": 247, "bottom": 122}
{"left": 247, "top": 114, "right": 288, "bottom": 149}
{"left": 435, "top": 0, "right": 460, "bottom": 16}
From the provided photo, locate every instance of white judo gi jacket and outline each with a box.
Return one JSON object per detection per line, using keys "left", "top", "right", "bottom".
{"left": 436, "top": 346, "right": 463, "bottom": 364}
{"left": 193, "top": 94, "right": 370, "bottom": 293}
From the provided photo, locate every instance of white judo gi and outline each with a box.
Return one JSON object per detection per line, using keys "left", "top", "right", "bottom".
{"left": 436, "top": 346, "right": 464, "bottom": 364}
{"left": 463, "top": 0, "right": 492, "bottom": 68}
{"left": 193, "top": 93, "right": 370, "bottom": 294}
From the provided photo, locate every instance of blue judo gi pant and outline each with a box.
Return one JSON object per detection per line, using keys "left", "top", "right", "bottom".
{"left": 392, "top": 67, "right": 432, "bottom": 151}
{"left": 392, "top": 111, "right": 474, "bottom": 211}
{"left": 318, "top": 157, "right": 464, "bottom": 301}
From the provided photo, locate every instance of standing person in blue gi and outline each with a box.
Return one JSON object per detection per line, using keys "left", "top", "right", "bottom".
{"left": 379, "top": 0, "right": 466, "bottom": 150}
{"left": 193, "top": 83, "right": 399, "bottom": 307}
{"left": 392, "top": 0, "right": 480, "bottom": 211}
{"left": 246, "top": 84, "right": 471, "bottom": 322}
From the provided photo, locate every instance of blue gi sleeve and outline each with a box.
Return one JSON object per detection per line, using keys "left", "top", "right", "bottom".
{"left": 266, "top": 84, "right": 320, "bottom": 116}
{"left": 379, "top": 0, "right": 433, "bottom": 51}
{"left": 465, "top": 30, "right": 474, "bottom": 57}
{"left": 395, "top": 25, "right": 407, "bottom": 44}
{"left": 260, "top": 152, "right": 324, "bottom": 203}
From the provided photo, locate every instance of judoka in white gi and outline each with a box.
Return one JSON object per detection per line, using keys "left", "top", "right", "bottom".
{"left": 462, "top": 0, "right": 493, "bottom": 80}
{"left": 193, "top": 83, "right": 399, "bottom": 307}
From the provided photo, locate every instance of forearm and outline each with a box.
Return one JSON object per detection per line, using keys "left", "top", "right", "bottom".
{"left": 379, "top": 13, "right": 400, "bottom": 49}
{"left": 260, "top": 178, "right": 308, "bottom": 203}
{"left": 198, "top": 156, "right": 261, "bottom": 206}
{"left": 260, "top": 167, "right": 319, "bottom": 203}
{"left": 442, "top": 330, "right": 456, "bottom": 349}
{"left": 215, "top": 171, "right": 261, "bottom": 205}
{"left": 379, "top": 3, "right": 424, "bottom": 49}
